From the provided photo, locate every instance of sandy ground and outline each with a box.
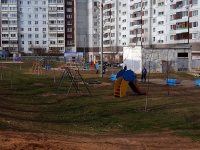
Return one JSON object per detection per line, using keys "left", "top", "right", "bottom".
{"left": 0, "top": 130, "right": 200, "bottom": 150}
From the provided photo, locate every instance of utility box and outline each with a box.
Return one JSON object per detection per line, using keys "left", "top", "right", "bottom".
{"left": 123, "top": 46, "right": 142, "bottom": 73}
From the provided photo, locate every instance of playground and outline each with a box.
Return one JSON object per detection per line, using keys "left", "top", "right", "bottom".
{"left": 0, "top": 58, "right": 200, "bottom": 149}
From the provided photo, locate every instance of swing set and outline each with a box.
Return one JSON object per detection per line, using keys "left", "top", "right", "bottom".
{"left": 55, "top": 66, "right": 92, "bottom": 97}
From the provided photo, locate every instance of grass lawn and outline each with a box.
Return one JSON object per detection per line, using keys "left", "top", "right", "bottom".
{"left": 0, "top": 59, "right": 200, "bottom": 141}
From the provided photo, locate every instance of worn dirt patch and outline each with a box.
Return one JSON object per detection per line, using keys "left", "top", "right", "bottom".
{"left": 0, "top": 130, "right": 200, "bottom": 150}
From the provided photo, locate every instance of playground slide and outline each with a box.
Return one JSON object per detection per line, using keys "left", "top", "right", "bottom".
{"left": 114, "top": 77, "right": 123, "bottom": 97}
{"left": 128, "top": 81, "right": 146, "bottom": 95}
{"left": 120, "top": 80, "right": 129, "bottom": 98}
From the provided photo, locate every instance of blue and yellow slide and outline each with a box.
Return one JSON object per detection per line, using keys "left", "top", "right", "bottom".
{"left": 114, "top": 70, "right": 146, "bottom": 98}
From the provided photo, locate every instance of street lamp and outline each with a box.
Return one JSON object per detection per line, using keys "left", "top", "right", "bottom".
{"left": 100, "top": 0, "right": 103, "bottom": 78}
{"left": 84, "top": 35, "right": 87, "bottom": 63}
{"left": 135, "top": 25, "right": 141, "bottom": 46}
{"left": 184, "top": 5, "right": 191, "bottom": 44}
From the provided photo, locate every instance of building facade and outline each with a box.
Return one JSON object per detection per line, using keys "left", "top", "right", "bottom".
{"left": 0, "top": 0, "right": 200, "bottom": 61}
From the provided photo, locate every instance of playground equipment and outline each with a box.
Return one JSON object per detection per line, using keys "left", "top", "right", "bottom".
{"left": 114, "top": 70, "right": 146, "bottom": 98}
{"left": 110, "top": 74, "right": 117, "bottom": 81}
{"left": 195, "top": 79, "right": 200, "bottom": 86}
{"left": 31, "top": 61, "right": 42, "bottom": 74}
{"left": 166, "top": 78, "right": 181, "bottom": 85}
{"left": 55, "top": 66, "right": 92, "bottom": 97}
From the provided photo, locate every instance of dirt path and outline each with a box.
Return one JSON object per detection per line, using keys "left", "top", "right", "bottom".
{"left": 0, "top": 131, "right": 200, "bottom": 150}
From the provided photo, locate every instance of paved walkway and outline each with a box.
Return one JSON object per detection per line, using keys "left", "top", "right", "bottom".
{"left": 148, "top": 79, "right": 196, "bottom": 87}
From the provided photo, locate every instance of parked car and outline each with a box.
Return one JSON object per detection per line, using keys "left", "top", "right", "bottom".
{"left": 98, "top": 61, "right": 111, "bottom": 67}
{"left": 112, "top": 62, "right": 121, "bottom": 67}
{"left": 104, "top": 61, "right": 111, "bottom": 67}
{"left": 119, "top": 62, "right": 123, "bottom": 67}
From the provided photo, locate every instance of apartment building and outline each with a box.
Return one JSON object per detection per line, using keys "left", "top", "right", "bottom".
{"left": 0, "top": 0, "right": 75, "bottom": 54}
{"left": 0, "top": 0, "right": 200, "bottom": 59}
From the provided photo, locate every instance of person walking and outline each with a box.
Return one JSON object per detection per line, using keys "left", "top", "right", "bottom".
{"left": 95, "top": 62, "right": 100, "bottom": 74}
{"left": 103, "top": 64, "right": 106, "bottom": 74}
{"left": 141, "top": 66, "right": 147, "bottom": 82}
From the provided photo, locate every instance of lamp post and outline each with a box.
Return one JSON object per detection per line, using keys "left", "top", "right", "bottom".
{"left": 84, "top": 35, "right": 87, "bottom": 63}
{"left": 141, "top": 0, "right": 143, "bottom": 47}
{"left": 135, "top": 25, "right": 140, "bottom": 46}
{"left": 100, "top": 0, "right": 103, "bottom": 78}
{"left": 184, "top": 5, "right": 191, "bottom": 44}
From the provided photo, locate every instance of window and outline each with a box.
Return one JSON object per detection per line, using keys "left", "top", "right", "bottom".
{"left": 35, "top": 1, "right": 38, "bottom": 4}
{"left": 122, "top": 35, "right": 126, "bottom": 38}
{"left": 153, "top": 28, "right": 155, "bottom": 32}
{"left": 35, "top": 21, "right": 38, "bottom": 25}
{"left": 158, "top": 12, "right": 164, "bottom": 15}
{"left": 170, "top": 5, "right": 174, "bottom": 9}
{"left": 35, "top": 14, "right": 38, "bottom": 18}
{"left": 122, "top": 19, "right": 126, "bottom": 22}
{"left": 28, "top": 34, "right": 32, "bottom": 38}
{"left": 122, "top": 27, "right": 126, "bottom": 30}
{"left": 67, "top": 21, "right": 72, "bottom": 25}
{"left": 192, "top": 33, "right": 198, "bottom": 39}
{"left": 193, "top": 10, "right": 198, "bottom": 16}
{"left": 28, "top": 21, "right": 31, "bottom": 25}
{"left": 28, "top": 28, "right": 31, "bottom": 31}
{"left": 170, "top": 15, "right": 174, "bottom": 20}
{"left": 145, "top": 28, "right": 148, "bottom": 33}
{"left": 158, "top": 21, "right": 164, "bottom": 25}
{"left": 43, "top": 28, "right": 46, "bottom": 31}
{"left": 153, "top": 0, "right": 156, "bottom": 5}
{"left": 94, "top": 2, "right": 97, "bottom": 6}
{"left": 11, "top": 34, "right": 16, "bottom": 37}
{"left": 193, "top": 0, "right": 197, "bottom": 5}
{"left": 158, "top": 30, "right": 164, "bottom": 34}
{"left": 144, "top": 19, "right": 148, "bottom": 24}
{"left": 67, "top": 1, "right": 72, "bottom": 5}
{"left": 35, "top": 28, "right": 39, "bottom": 31}
{"left": 28, "top": 41, "right": 32, "bottom": 44}
{"left": 170, "top": 35, "right": 174, "bottom": 40}
{"left": 67, "top": 34, "right": 72, "bottom": 38}
{"left": 153, "top": 18, "right": 156, "bottom": 23}
{"left": 144, "top": 11, "right": 148, "bottom": 16}
{"left": 35, "top": 34, "right": 39, "bottom": 38}
{"left": 153, "top": 9, "right": 156, "bottom": 15}
{"left": 66, "top": 8, "right": 72, "bottom": 12}
{"left": 170, "top": 25, "right": 174, "bottom": 30}
{"left": 66, "top": 15, "right": 72, "bottom": 18}
{"left": 35, "top": 41, "right": 39, "bottom": 44}
{"left": 67, "top": 28, "right": 72, "bottom": 32}
{"left": 158, "top": 40, "right": 164, "bottom": 43}
{"left": 193, "top": 22, "right": 198, "bottom": 27}
{"left": 27, "top": 1, "right": 31, "bottom": 4}
{"left": 122, "top": 4, "right": 126, "bottom": 7}
{"left": 158, "top": 2, "right": 164, "bottom": 6}
{"left": 21, "top": 28, "right": 24, "bottom": 31}
{"left": 21, "top": 41, "right": 24, "bottom": 44}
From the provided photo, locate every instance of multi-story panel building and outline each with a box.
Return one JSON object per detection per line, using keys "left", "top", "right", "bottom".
{"left": 0, "top": 0, "right": 200, "bottom": 61}
{"left": 1, "top": 0, "right": 18, "bottom": 52}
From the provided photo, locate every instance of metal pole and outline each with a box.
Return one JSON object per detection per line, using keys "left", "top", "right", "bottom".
{"left": 141, "top": 0, "right": 142, "bottom": 47}
{"left": 136, "top": 29, "right": 138, "bottom": 46}
{"left": 188, "top": 11, "right": 189, "bottom": 44}
{"left": 84, "top": 36, "right": 86, "bottom": 63}
{"left": 100, "top": 1, "right": 103, "bottom": 78}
